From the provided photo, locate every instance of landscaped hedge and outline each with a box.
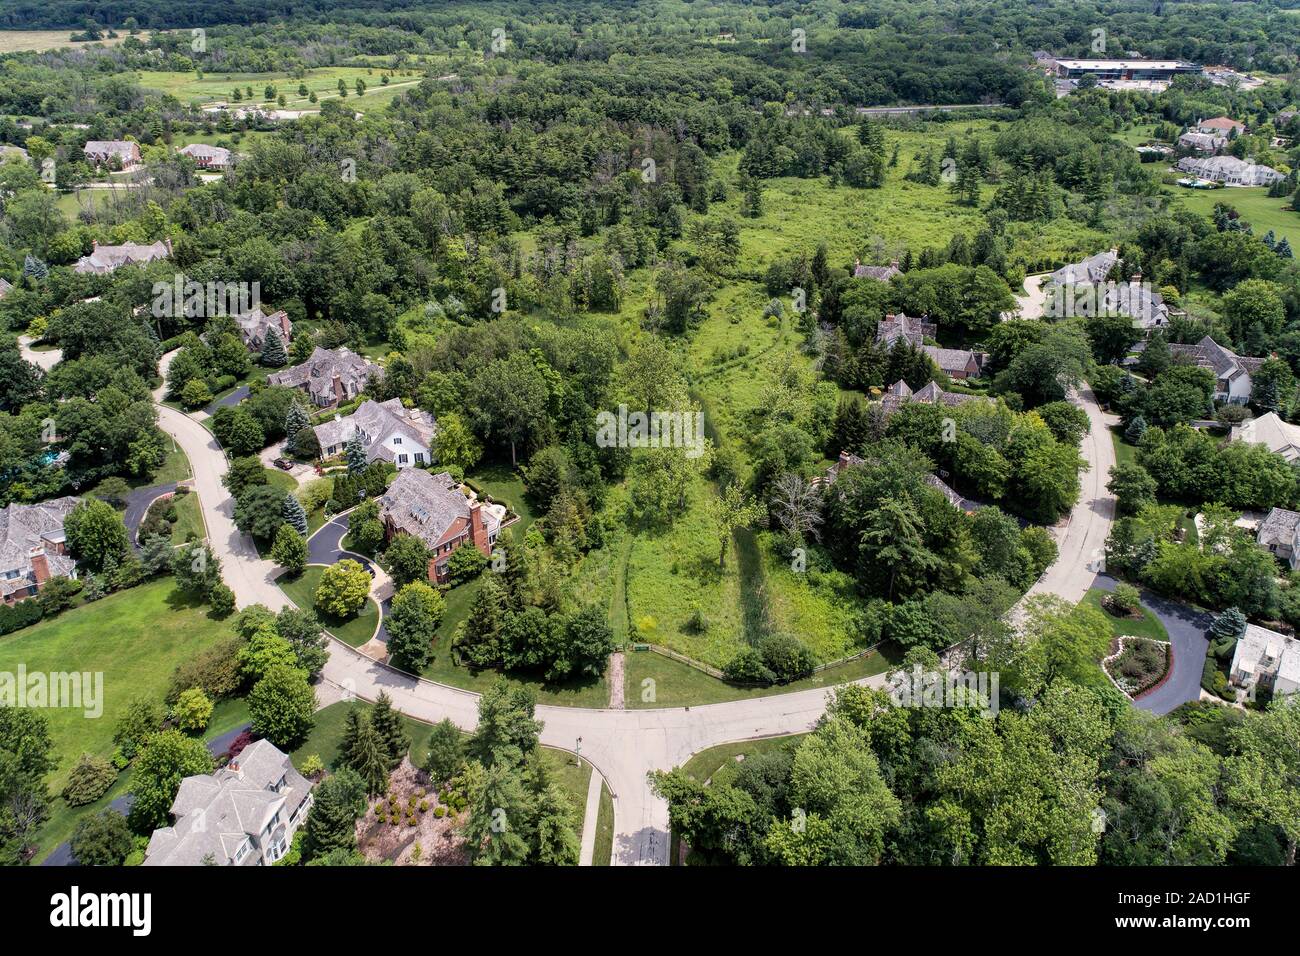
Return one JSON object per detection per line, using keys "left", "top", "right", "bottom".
{"left": 0, "top": 598, "right": 43, "bottom": 635}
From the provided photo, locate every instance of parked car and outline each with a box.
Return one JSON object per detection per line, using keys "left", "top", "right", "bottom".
{"left": 273, "top": 457, "right": 293, "bottom": 470}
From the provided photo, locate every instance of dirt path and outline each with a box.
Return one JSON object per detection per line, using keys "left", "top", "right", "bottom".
{"left": 607, "top": 651, "right": 625, "bottom": 709}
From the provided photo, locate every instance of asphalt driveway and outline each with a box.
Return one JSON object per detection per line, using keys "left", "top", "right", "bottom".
{"left": 1093, "top": 574, "right": 1211, "bottom": 715}
{"left": 123, "top": 481, "right": 180, "bottom": 550}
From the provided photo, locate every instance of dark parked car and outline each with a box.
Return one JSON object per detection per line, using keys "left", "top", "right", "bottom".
{"left": 273, "top": 457, "right": 293, "bottom": 470}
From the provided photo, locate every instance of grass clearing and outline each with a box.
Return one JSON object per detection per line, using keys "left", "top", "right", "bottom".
{"left": 1083, "top": 588, "right": 1170, "bottom": 644}
{"left": 0, "top": 577, "right": 234, "bottom": 791}
{"left": 681, "top": 734, "right": 805, "bottom": 783}
{"left": 623, "top": 641, "right": 900, "bottom": 708}
{"left": 277, "top": 565, "right": 379, "bottom": 647}
{"left": 1163, "top": 184, "right": 1300, "bottom": 248}
{"left": 0, "top": 30, "right": 145, "bottom": 54}
{"left": 593, "top": 781, "right": 614, "bottom": 866}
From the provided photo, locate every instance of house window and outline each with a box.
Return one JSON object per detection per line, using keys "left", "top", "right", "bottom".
{"left": 398, "top": 454, "right": 409, "bottom": 464}
{"left": 393, "top": 436, "right": 402, "bottom": 444}
{"left": 415, "top": 452, "right": 425, "bottom": 464}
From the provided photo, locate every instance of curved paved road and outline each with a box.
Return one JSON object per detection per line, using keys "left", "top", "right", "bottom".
{"left": 1092, "top": 575, "right": 1210, "bottom": 715}
{"left": 23, "top": 339, "right": 1120, "bottom": 865}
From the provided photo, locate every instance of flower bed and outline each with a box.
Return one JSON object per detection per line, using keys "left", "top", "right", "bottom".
{"left": 1103, "top": 635, "right": 1171, "bottom": 697}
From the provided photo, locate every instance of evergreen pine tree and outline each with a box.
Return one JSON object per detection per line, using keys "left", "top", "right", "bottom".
{"left": 1277, "top": 237, "right": 1294, "bottom": 259}
{"left": 285, "top": 401, "right": 311, "bottom": 440}
{"left": 260, "top": 325, "right": 288, "bottom": 367}
{"left": 369, "top": 692, "right": 410, "bottom": 769}
{"left": 282, "top": 493, "right": 308, "bottom": 535}
{"left": 351, "top": 721, "right": 390, "bottom": 796}
{"left": 301, "top": 767, "right": 365, "bottom": 858}
{"left": 339, "top": 707, "right": 365, "bottom": 769}
{"left": 23, "top": 254, "right": 47, "bottom": 280}
{"left": 345, "top": 435, "right": 367, "bottom": 474}
{"left": 1125, "top": 415, "right": 1148, "bottom": 444}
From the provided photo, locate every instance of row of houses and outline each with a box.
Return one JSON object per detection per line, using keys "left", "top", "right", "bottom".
{"left": 81, "top": 140, "right": 232, "bottom": 170}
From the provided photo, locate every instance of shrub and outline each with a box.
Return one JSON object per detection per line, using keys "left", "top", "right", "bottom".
{"left": 174, "top": 687, "right": 214, "bottom": 733}
{"left": 62, "top": 753, "right": 119, "bottom": 807}
{"left": 723, "top": 646, "right": 775, "bottom": 684}
{"left": 0, "top": 598, "right": 43, "bottom": 635}
{"left": 299, "top": 754, "right": 325, "bottom": 778}
{"left": 444, "top": 543, "right": 488, "bottom": 586}
{"left": 167, "top": 635, "right": 244, "bottom": 704}
{"left": 1106, "top": 583, "right": 1141, "bottom": 615}
{"left": 759, "top": 633, "right": 816, "bottom": 682}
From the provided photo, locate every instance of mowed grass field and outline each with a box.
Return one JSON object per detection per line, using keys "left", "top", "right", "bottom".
{"left": 0, "top": 578, "right": 233, "bottom": 790}
{"left": 0, "top": 30, "right": 147, "bottom": 54}
{"left": 1163, "top": 184, "right": 1300, "bottom": 248}
{"left": 135, "top": 66, "right": 435, "bottom": 112}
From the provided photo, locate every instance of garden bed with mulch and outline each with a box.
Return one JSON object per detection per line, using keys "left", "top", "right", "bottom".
{"left": 355, "top": 759, "right": 469, "bottom": 865}
{"left": 1103, "top": 635, "right": 1171, "bottom": 698}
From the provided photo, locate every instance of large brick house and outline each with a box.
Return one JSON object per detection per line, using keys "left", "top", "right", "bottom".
{"left": 0, "top": 497, "right": 80, "bottom": 605}
{"left": 266, "top": 347, "right": 378, "bottom": 408}
{"left": 83, "top": 139, "right": 141, "bottom": 168}
{"left": 377, "top": 469, "right": 512, "bottom": 583}
{"left": 234, "top": 306, "right": 292, "bottom": 353}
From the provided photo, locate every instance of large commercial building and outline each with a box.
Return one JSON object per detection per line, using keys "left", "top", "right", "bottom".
{"left": 1053, "top": 58, "right": 1200, "bottom": 83}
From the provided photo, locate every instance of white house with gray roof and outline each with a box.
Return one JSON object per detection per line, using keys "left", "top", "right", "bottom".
{"left": 1230, "top": 623, "right": 1300, "bottom": 699}
{"left": 0, "top": 497, "right": 80, "bottom": 605}
{"left": 1176, "top": 154, "right": 1283, "bottom": 187}
{"left": 1257, "top": 507, "right": 1300, "bottom": 569}
{"left": 144, "top": 740, "right": 313, "bottom": 867}
{"left": 1232, "top": 412, "right": 1300, "bottom": 462}
{"left": 1168, "top": 335, "right": 1265, "bottom": 404}
{"left": 314, "top": 398, "right": 436, "bottom": 469}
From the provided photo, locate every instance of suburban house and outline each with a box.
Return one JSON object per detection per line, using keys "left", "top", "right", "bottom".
{"left": 82, "top": 139, "right": 141, "bottom": 168}
{"left": 1168, "top": 335, "right": 1265, "bottom": 404}
{"left": 73, "top": 238, "right": 172, "bottom": 275}
{"left": 1229, "top": 623, "right": 1300, "bottom": 699}
{"left": 0, "top": 497, "right": 80, "bottom": 605}
{"left": 0, "top": 277, "right": 12, "bottom": 299}
{"left": 1257, "top": 507, "right": 1300, "bottom": 570}
{"left": 1231, "top": 412, "right": 1300, "bottom": 462}
{"left": 377, "top": 469, "right": 512, "bottom": 583}
{"left": 267, "top": 347, "right": 379, "bottom": 408}
{"left": 880, "top": 378, "right": 982, "bottom": 416}
{"left": 1196, "top": 116, "right": 1245, "bottom": 136}
{"left": 234, "top": 306, "right": 292, "bottom": 352}
{"left": 1175, "top": 155, "right": 1283, "bottom": 187}
{"left": 144, "top": 740, "right": 314, "bottom": 867}
{"left": 854, "top": 259, "right": 901, "bottom": 282}
{"left": 313, "top": 398, "right": 436, "bottom": 469}
{"left": 923, "top": 345, "right": 987, "bottom": 380}
{"left": 876, "top": 313, "right": 937, "bottom": 348}
{"left": 1050, "top": 248, "right": 1118, "bottom": 286}
{"left": 1177, "top": 131, "right": 1227, "bottom": 153}
{"left": 178, "top": 143, "right": 232, "bottom": 169}
{"left": 820, "top": 450, "right": 979, "bottom": 511}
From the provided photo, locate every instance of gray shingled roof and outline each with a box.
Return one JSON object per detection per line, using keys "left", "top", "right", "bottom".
{"left": 144, "top": 740, "right": 312, "bottom": 867}
{"left": 378, "top": 468, "right": 499, "bottom": 548}
{"left": 1258, "top": 507, "right": 1300, "bottom": 550}
{"left": 266, "top": 347, "right": 378, "bottom": 404}
{"left": 314, "top": 398, "right": 436, "bottom": 459}
{"left": 0, "top": 497, "right": 80, "bottom": 597}
{"left": 876, "top": 313, "right": 937, "bottom": 348}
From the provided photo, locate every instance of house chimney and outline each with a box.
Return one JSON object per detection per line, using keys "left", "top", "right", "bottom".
{"left": 837, "top": 450, "right": 852, "bottom": 472}
{"left": 469, "top": 501, "right": 490, "bottom": 557}
{"left": 889, "top": 259, "right": 899, "bottom": 268}
{"left": 28, "top": 547, "right": 49, "bottom": 587}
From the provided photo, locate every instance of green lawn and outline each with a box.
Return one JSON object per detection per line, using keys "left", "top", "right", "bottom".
{"left": 134, "top": 65, "right": 433, "bottom": 110}
{"left": 1163, "top": 184, "right": 1300, "bottom": 249}
{"left": 263, "top": 467, "right": 299, "bottom": 492}
{"left": 466, "top": 464, "right": 534, "bottom": 534}
{"left": 277, "top": 565, "right": 379, "bottom": 647}
{"left": 143, "top": 431, "right": 192, "bottom": 486}
{"left": 170, "top": 489, "right": 205, "bottom": 543}
{"left": 0, "top": 578, "right": 235, "bottom": 791}
{"left": 593, "top": 781, "right": 614, "bottom": 866}
{"left": 1082, "top": 588, "right": 1170, "bottom": 643}
{"left": 623, "top": 641, "right": 900, "bottom": 708}
{"left": 681, "top": 734, "right": 805, "bottom": 783}
{"left": 1110, "top": 426, "right": 1139, "bottom": 470}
